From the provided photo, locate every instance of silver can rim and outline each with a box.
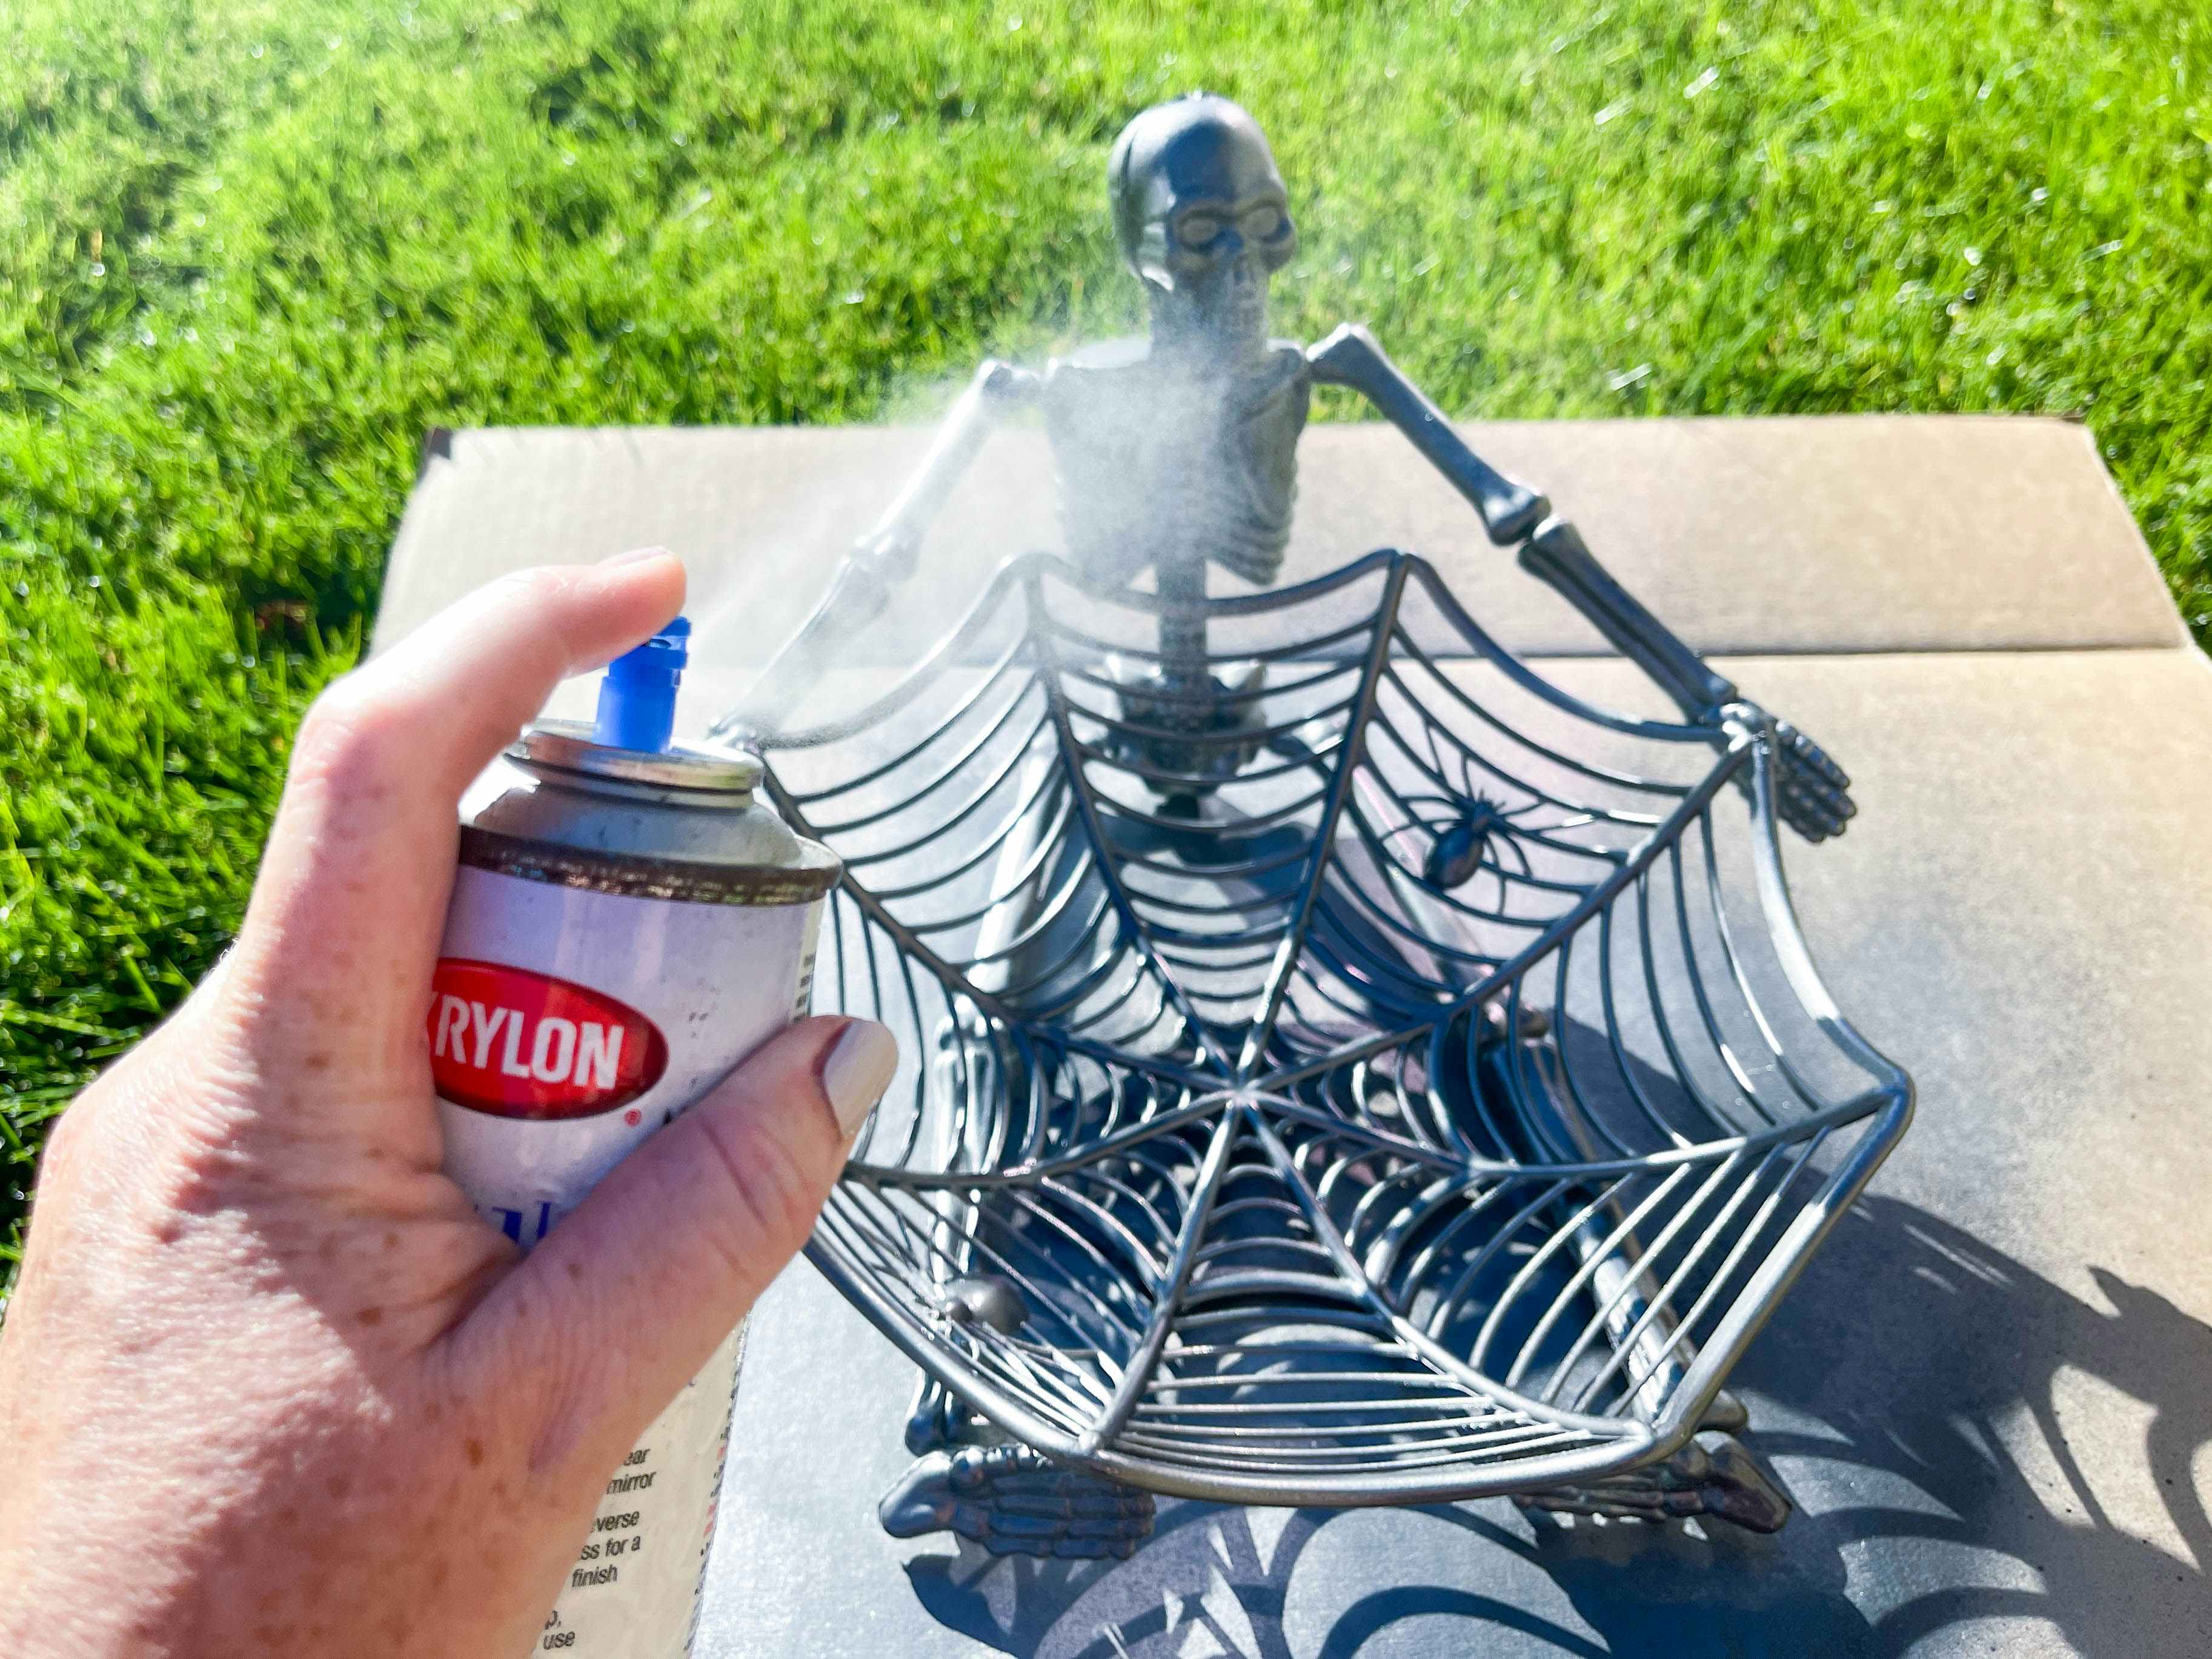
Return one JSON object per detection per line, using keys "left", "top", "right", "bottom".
{"left": 511, "top": 719, "right": 763, "bottom": 793}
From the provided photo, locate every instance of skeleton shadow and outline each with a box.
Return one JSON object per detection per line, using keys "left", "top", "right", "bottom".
{"left": 897, "top": 1191, "right": 2212, "bottom": 1655}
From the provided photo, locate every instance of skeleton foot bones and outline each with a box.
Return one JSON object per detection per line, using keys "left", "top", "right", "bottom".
{"left": 1519, "top": 1430, "right": 1795, "bottom": 1535}
{"left": 886, "top": 1366, "right": 1156, "bottom": 1560}
{"left": 879, "top": 1445, "right": 1157, "bottom": 1560}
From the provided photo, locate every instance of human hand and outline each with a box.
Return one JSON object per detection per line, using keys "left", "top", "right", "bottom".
{"left": 0, "top": 553, "right": 897, "bottom": 1658}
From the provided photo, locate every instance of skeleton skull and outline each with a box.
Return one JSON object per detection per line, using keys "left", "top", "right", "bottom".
{"left": 1109, "top": 95, "right": 1298, "bottom": 361}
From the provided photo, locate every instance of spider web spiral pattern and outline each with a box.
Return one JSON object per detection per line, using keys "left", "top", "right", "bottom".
{"left": 762, "top": 550, "right": 1910, "bottom": 1505}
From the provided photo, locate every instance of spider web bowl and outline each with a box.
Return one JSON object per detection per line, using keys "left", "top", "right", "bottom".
{"left": 759, "top": 550, "right": 1911, "bottom": 1507}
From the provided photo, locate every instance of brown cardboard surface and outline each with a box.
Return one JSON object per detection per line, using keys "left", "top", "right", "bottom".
{"left": 376, "top": 415, "right": 2181, "bottom": 665}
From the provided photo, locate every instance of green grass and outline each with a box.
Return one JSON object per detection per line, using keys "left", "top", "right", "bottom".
{"left": 4, "top": 0, "right": 2209, "bottom": 1280}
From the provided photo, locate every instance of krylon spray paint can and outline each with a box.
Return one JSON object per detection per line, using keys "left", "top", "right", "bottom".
{"left": 427, "top": 616, "right": 839, "bottom": 1657}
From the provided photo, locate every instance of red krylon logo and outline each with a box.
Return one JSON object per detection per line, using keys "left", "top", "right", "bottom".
{"left": 427, "top": 959, "right": 668, "bottom": 1119}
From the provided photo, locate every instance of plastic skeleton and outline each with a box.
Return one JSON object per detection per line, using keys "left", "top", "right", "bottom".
{"left": 724, "top": 96, "right": 1841, "bottom": 1556}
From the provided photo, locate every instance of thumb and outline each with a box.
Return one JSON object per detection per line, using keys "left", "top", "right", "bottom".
{"left": 463, "top": 1016, "right": 898, "bottom": 1468}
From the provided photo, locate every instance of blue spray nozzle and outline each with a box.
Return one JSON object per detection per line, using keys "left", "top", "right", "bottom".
{"left": 592, "top": 614, "right": 691, "bottom": 753}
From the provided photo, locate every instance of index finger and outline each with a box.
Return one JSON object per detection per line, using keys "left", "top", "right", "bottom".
{"left": 225, "top": 553, "right": 688, "bottom": 1066}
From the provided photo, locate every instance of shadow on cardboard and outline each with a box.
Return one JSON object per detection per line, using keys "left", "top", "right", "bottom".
{"left": 897, "top": 1192, "right": 2212, "bottom": 1657}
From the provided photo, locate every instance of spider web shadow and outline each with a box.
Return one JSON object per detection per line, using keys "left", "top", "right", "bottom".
{"left": 895, "top": 1189, "right": 2211, "bottom": 1657}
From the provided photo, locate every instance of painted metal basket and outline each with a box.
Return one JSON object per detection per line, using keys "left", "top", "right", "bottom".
{"left": 758, "top": 548, "right": 1910, "bottom": 1508}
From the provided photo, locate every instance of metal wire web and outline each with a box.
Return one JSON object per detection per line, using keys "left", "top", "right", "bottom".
{"left": 760, "top": 549, "right": 1911, "bottom": 1506}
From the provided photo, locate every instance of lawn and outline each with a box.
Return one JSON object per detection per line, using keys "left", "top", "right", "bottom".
{"left": 3, "top": 0, "right": 2208, "bottom": 1283}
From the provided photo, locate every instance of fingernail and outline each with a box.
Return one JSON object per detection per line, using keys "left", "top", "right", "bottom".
{"left": 599, "top": 545, "right": 676, "bottom": 569}
{"left": 820, "top": 1019, "right": 898, "bottom": 1137}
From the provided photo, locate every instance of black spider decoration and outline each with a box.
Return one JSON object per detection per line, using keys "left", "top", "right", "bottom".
{"left": 1421, "top": 796, "right": 1512, "bottom": 889}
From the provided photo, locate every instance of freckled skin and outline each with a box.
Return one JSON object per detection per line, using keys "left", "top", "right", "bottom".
{"left": 0, "top": 561, "right": 874, "bottom": 1659}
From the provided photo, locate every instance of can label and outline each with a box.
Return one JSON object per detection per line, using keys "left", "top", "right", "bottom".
{"left": 539, "top": 1320, "right": 745, "bottom": 1658}
{"left": 433, "top": 836, "right": 829, "bottom": 1658}
{"left": 434, "top": 865, "right": 822, "bottom": 1250}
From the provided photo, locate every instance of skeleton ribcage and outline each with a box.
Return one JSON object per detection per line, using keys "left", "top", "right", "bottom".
{"left": 1043, "top": 344, "right": 1309, "bottom": 592}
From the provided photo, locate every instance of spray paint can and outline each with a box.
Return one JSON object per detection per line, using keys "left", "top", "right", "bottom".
{"left": 427, "top": 616, "right": 839, "bottom": 1657}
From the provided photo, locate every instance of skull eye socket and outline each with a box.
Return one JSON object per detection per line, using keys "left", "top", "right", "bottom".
{"left": 1176, "top": 210, "right": 1229, "bottom": 249}
{"left": 1174, "top": 204, "right": 1290, "bottom": 254}
{"left": 1241, "top": 205, "right": 1288, "bottom": 242}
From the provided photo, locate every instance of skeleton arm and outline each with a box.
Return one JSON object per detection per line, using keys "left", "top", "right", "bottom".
{"left": 711, "top": 359, "right": 1039, "bottom": 741}
{"left": 1309, "top": 324, "right": 1730, "bottom": 717}
{"left": 1307, "top": 324, "right": 1550, "bottom": 549}
{"left": 1307, "top": 324, "right": 1851, "bottom": 839}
